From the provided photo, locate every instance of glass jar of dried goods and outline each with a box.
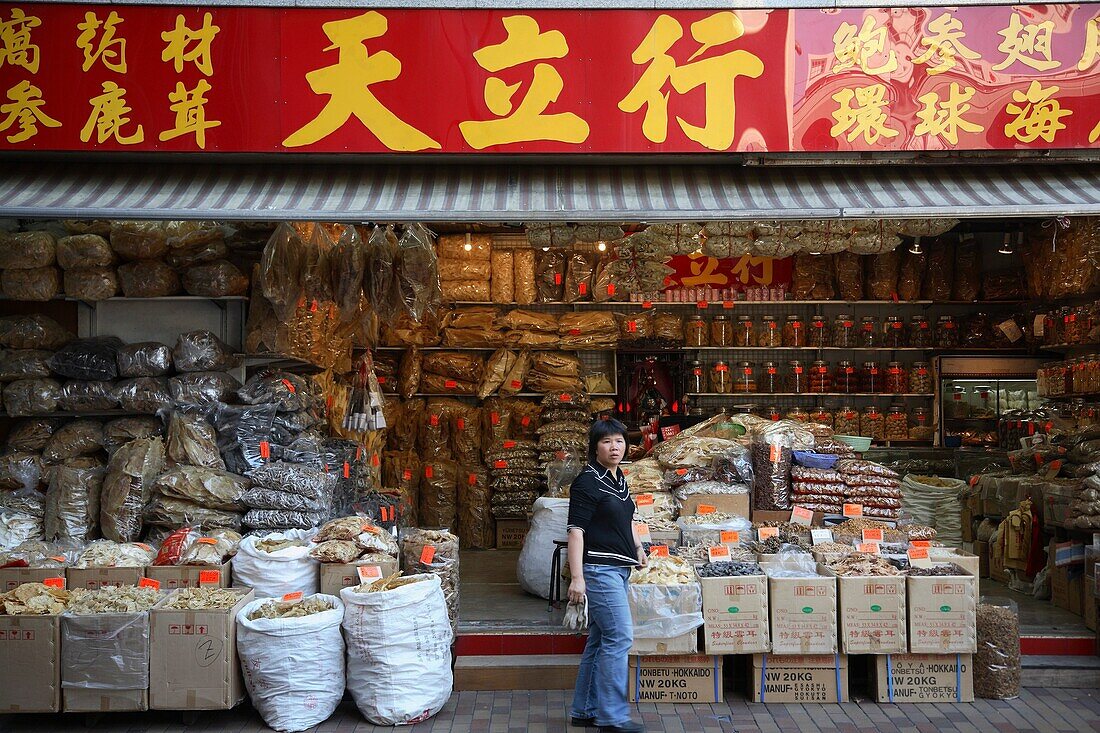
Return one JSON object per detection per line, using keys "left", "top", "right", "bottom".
{"left": 760, "top": 362, "right": 780, "bottom": 393}
{"left": 885, "top": 362, "right": 907, "bottom": 393}
{"left": 711, "top": 360, "right": 732, "bottom": 394}
{"left": 834, "top": 361, "right": 858, "bottom": 394}
{"left": 861, "top": 361, "right": 883, "bottom": 393}
{"left": 783, "top": 315, "right": 807, "bottom": 347}
{"left": 859, "top": 316, "right": 878, "bottom": 347}
{"left": 909, "top": 407, "right": 934, "bottom": 441}
{"left": 758, "top": 315, "right": 782, "bottom": 347}
{"left": 786, "top": 360, "right": 807, "bottom": 393}
{"left": 910, "top": 361, "right": 932, "bottom": 393}
{"left": 786, "top": 406, "right": 810, "bottom": 423}
{"left": 808, "top": 315, "right": 828, "bottom": 348}
{"left": 735, "top": 316, "right": 754, "bottom": 347}
{"left": 810, "top": 360, "right": 832, "bottom": 393}
{"left": 835, "top": 406, "right": 860, "bottom": 435}
{"left": 687, "top": 360, "right": 706, "bottom": 393}
{"left": 860, "top": 405, "right": 885, "bottom": 440}
{"left": 684, "top": 315, "right": 709, "bottom": 347}
{"left": 711, "top": 315, "right": 733, "bottom": 347}
{"left": 935, "top": 315, "right": 959, "bottom": 348}
{"left": 909, "top": 316, "right": 932, "bottom": 348}
{"left": 832, "top": 315, "right": 857, "bottom": 348}
{"left": 883, "top": 316, "right": 906, "bottom": 348}
{"left": 735, "top": 361, "right": 756, "bottom": 393}
{"left": 808, "top": 407, "right": 834, "bottom": 428}
{"left": 885, "top": 406, "right": 908, "bottom": 441}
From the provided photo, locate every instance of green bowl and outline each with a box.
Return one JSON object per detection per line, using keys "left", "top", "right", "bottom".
{"left": 834, "top": 434, "right": 873, "bottom": 452}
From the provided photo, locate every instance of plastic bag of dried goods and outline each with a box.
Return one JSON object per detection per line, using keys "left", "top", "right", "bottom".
{"left": 897, "top": 248, "right": 926, "bottom": 301}
{"left": 117, "top": 259, "right": 181, "bottom": 297}
{"left": 396, "top": 224, "right": 441, "bottom": 322}
{"left": 0, "top": 349, "right": 51, "bottom": 382}
{"left": 512, "top": 248, "right": 536, "bottom": 305}
{"left": 953, "top": 236, "right": 981, "bottom": 301}
{"left": 419, "top": 460, "right": 458, "bottom": 531}
{"left": 327, "top": 225, "right": 367, "bottom": 323}
{"left": 438, "top": 261, "right": 485, "bottom": 280}
{"left": 103, "top": 417, "right": 163, "bottom": 454}
{"left": 43, "top": 419, "right": 104, "bottom": 462}
{"left": 341, "top": 574, "right": 452, "bottom": 726}
{"left": 490, "top": 249, "right": 514, "bottom": 303}
{"left": 113, "top": 377, "right": 171, "bottom": 413}
{"left": 526, "top": 224, "right": 576, "bottom": 248}
{"left": 63, "top": 220, "right": 112, "bottom": 236}
{"left": 166, "top": 412, "right": 225, "bottom": 469}
{"left": 422, "top": 351, "right": 485, "bottom": 384}
{"left": 63, "top": 267, "right": 119, "bottom": 301}
{"left": 183, "top": 260, "right": 249, "bottom": 297}
{"left": 5, "top": 417, "right": 63, "bottom": 452}
{"left": 144, "top": 495, "right": 243, "bottom": 532}
{"left": 44, "top": 456, "right": 105, "bottom": 544}
{"left": 180, "top": 527, "right": 240, "bottom": 565}
{"left": 791, "top": 254, "right": 834, "bottom": 300}
{"left": 440, "top": 280, "right": 489, "bottom": 302}
{"left": 479, "top": 348, "right": 516, "bottom": 399}
{"left": 236, "top": 593, "right": 345, "bottom": 732}
{"left": 99, "top": 437, "right": 165, "bottom": 542}
{"left": 109, "top": 221, "right": 169, "bottom": 260}
{"left": 166, "top": 233, "right": 228, "bottom": 270}
{"left": 153, "top": 465, "right": 247, "bottom": 510}
{"left": 438, "top": 233, "right": 492, "bottom": 261}
{"left": 248, "top": 461, "right": 334, "bottom": 500}
{"left": 170, "top": 371, "right": 240, "bottom": 406}
{"left": 56, "top": 234, "right": 115, "bottom": 270}
{"left": 866, "top": 249, "right": 901, "bottom": 300}
{"left": 535, "top": 249, "right": 566, "bottom": 303}
{"left": 400, "top": 528, "right": 460, "bottom": 635}
{"left": 456, "top": 466, "right": 492, "bottom": 549}
{"left": 59, "top": 380, "right": 118, "bottom": 412}
{"left": 450, "top": 405, "right": 482, "bottom": 465}
{"left": 259, "top": 223, "right": 307, "bottom": 322}
{"left": 362, "top": 224, "right": 399, "bottom": 325}
{"left": 751, "top": 429, "right": 794, "bottom": 511}
{"left": 517, "top": 497, "right": 569, "bottom": 599}
{"left": 2, "top": 266, "right": 59, "bottom": 301}
{"left": 834, "top": 251, "right": 864, "bottom": 301}
{"left": 213, "top": 402, "right": 276, "bottom": 473}
{"left": 238, "top": 372, "right": 319, "bottom": 411}
{"left": 172, "top": 330, "right": 239, "bottom": 373}
{"left": 0, "top": 450, "right": 43, "bottom": 491}
{"left": 922, "top": 236, "right": 954, "bottom": 300}
{"left": 0, "top": 230, "right": 55, "bottom": 269}
{"left": 47, "top": 336, "right": 122, "bottom": 381}
{"left": 652, "top": 313, "right": 684, "bottom": 343}
{"left": 116, "top": 342, "right": 172, "bottom": 378}
{"left": 564, "top": 252, "right": 596, "bottom": 303}
{"left": 0, "top": 315, "right": 72, "bottom": 351}
{"left": 4, "top": 378, "right": 61, "bottom": 416}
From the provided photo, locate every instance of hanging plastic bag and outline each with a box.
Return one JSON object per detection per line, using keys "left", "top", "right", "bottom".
{"left": 47, "top": 336, "right": 123, "bottom": 380}
{"left": 172, "top": 330, "right": 240, "bottom": 373}
{"left": 364, "top": 225, "right": 400, "bottom": 325}
{"left": 329, "top": 225, "right": 368, "bottom": 323}
{"left": 260, "top": 223, "right": 307, "bottom": 322}
{"left": 396, "top": 224, "right": 441, "bottom": 322}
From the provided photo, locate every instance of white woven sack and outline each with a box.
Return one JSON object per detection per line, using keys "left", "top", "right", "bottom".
{"left": 232, "top": 528, "right": 319, "bottom": 598}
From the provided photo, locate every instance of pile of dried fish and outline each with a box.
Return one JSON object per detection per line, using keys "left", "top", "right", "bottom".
{"left": 630, "top": 555, "right": 694, "bottom": 585}
{"left": 1, "top": 583, "right": 70, "bottom": 615}
{"left": 254, "top": 536, "right": 309, "bottom": 553}
{"left": 309, "top": 540, "right": 362, "bottom": 564}
{"left": 826, "top": 552, "right": 902, "bottom": 577}
{"left": 162, "top": 588, "right": 242, "bottom": 610}
{"left": 638, "top": 517, "right": 677, "bottom": 533}
{"left": 247, "top": 596, "right": 333, "bottom": 620}
{"left": 73, "top": 541, "right": 156, "bottom": 568}
{"left": 812, "top": 542, "right": 855, "bottom": 556}
{"left": 680, "top": 512, "right": 742, "bottom": 526}
{"left": 68, "top": 586, "right": 161, "bottom": 614}
{"left": 354, "top": 573, "right": 425, "bottom": 593}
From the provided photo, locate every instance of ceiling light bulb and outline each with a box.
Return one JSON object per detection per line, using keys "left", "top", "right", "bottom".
{"left": 908, "top": 236, "right": 923, "bottom": 255}
{"left": 998, "top": 233, "right": 1014, "bottom": 255}
{"left": 463, "top": 243, "right": 472, "bottom": 252}
{"left": 597, "top": 242, "right": 606, "bottom": 252}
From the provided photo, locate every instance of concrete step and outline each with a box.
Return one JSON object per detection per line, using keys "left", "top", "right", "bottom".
{"left": 1022, "top": 654, "right": 1100, "bottom": 688}
{"left": 455, "top": 654, "right": 581, "bottom": 691}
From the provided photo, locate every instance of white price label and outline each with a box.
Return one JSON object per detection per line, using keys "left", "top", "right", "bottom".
{"left": 810, "top": 529, "right": 834, "bottom": 545}
{"left": 356, "top": 565, "right": 384, "bottom": 583}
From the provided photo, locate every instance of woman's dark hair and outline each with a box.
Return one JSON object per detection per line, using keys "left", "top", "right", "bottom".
{"left": 588, "top": 418, "right": 629, "bottom": 463}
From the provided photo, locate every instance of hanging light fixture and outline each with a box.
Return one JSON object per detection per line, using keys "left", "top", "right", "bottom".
{"left": 908, "top": 236, "right": 923, "bottom": 255}
{"left": 998, "top": 231, "right": 1014, "bottom": 255}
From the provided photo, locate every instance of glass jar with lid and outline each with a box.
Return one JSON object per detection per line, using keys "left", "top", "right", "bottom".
{"left": 834, "top": 361, "right": 858, "bottom": 393}
{"left": 909, "top": 316, "right": 932, "bottom": 348}
{"left": 808, "top": 315, "right": 829, "bottom": 348}
{"left": 971, "top": 385, "right": 995, "bottom": 417}
{"left": 786, "top": 407, "right": 810, "bottom": 423}
{"left": 765, "top": 406, "right": 782, "bottom": 422}
{"left": 909, "top": 407, "right": 934, "bottom": 440}
{"left": 735, "top": 316, "right": 754, "bottom": 347}
{"left": 883, "top": 316, "right": 906, "bottom": 348}
{"left": 935, "top": 315, "right": 959, "bottom": 348}
{"left": 760, "top": 361, "right": 780, "bottom": 393}
{"left": 861, "top": 361, "right": 883, "bottom": 393}
{"left": 949, "top": 384, "right": 970, "bottom": 418}
{"left": 832, "top": 315, "right": 857, "bottom": 348}
{"left": 711, "top": 360, "right": 732, "bottom": 394}
{"left": 734, "top": 361, "right": 756, "bottom": 393}
{"left": 885, "top": 406, "right": 908, "bottom": 441}
{"left": 783, "top": 315, "right": 807, "bottom": 347}
{"left": 757, "top": 315, "right": 782, "bottom": 347}
{"left": 809, "top": 360, "right": 832, "bottom": 393}
{"left": 1044, "top": 310, "right": 1062, "bottom": 346}
{"left": 860, "top": 405, "right": 885, "bottom": 440}
{"left": 684, "top": 315, "right": 709, "bottom": 347}
{"left": 687, "top": 360, "right": 706, "bottom": 393}
{"left": 909, "top": 361, "right": 932, "bottom": 393}
{"left": 808, "top": 407, "right": 834, "bottom": 428}
{"left": 711, "top": 315, "right": 733, "bottom": 347}
{"left": 859, "top": 316, "right": 878, "bottom": 347}
{"left": 885, "top": 362, "right": 907, "bottom": 393}
{"left": 786, "top": 360, "right": 807, "bottom": 393}
{"left": 835, "top": 406, "right": 860, "bottom": 435}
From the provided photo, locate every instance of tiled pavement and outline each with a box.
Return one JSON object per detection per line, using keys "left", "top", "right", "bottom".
{"left": 2, "top": 688, "right": 1100, "bottom": 732}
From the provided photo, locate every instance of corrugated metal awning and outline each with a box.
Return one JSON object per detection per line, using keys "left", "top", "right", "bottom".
{"left": 2, "top": 162, "right": 1098, "bottom": 222}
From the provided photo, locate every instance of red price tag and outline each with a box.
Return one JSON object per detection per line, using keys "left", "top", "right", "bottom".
{"left": 491, "top": 412, "right": 500, "bottom": 425}
{"left": 198, "top": 570, "right": 221, "bottom": 586}
{"left": 457, "top": 418, "right": 466, "bottom": 431}
{"left": 554, "top": 273, "right": 562, "bottom": 285}
{"left": 579, "top": 282, "right": 587, "bottom": 295}
{"left": 628, "top": 321, "right": 637, "bottom": 332}
{"left": 510, "top": 380, "right": 522, "bottom": 389}
{"left": 468, "top": 474, "right": 478, "bottom": 486}
{"left": 371, "top": 453, "right": 380, "bottom": 467}
{"left": 560, "top": 393, "right": 572, "bottom": 402}
{"left": 636, "top": 494, "right": 655, "bottom": 506}
{"left": 503, "top": 440, "right": 516, "bottom": 449}
{"left": 420, "top": 546, "right": 436, "bottom": 564}
{"left": 259, "top": 441, "right": 271, "bottom": 460}
{"left": 642, "top": 300, "right": 653, "bottom": 309}
{"left": 430, "top": 414, "right": 439, "bottom": 426}
{"left": 425, "top": 466, "right": 434, "bottom": 479}
{"left": 43, "top": 577, "right": 65, "bottom": 589}
{"left": 494, "top": 460, "right": 508, "bottom": 469}
{"left": 281, "top": 378, "right": 296, "bottom": 394}
{"left": 649, "top": 545, "right": 669, "bottom": 557}
{"left": 197, "top": 538, "right": 218, "bottom": 546}
{"left": 607, "top": 284, "right": 615, "bottom": 296}
{"left": 569, "top": 329, "right": 581, "bottom": 336}
{"left": 282, "top": 592, "right": 304, "bottom": 602}
{"left": 140, "top": 578, "right": 161, "bottom": 591}
{"left": 403, "top": 469, "right": 412, "bottom": 481}
{"left": 697, "top": 504, "right": 717, "bottom": 515}
{"left": 696, "top": 301, "right": 707, "bottom": 309}
{"left": 843, "top": 504, "right": 863, "bottom": 518}
{"left": 344, "top": 462, "right": 351, "bottom": 478}
{"left": 445, "top": 380, "right": 458, "bottom": 389}
{"left": 722, "top": 301, "right": 734, "bottom": 309}
{"left": 521, "top": 416, "right": 531, "bottom": 427}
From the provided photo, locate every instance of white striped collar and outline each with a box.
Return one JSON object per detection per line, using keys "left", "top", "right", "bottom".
{"left": 586, "top": 462, "right": 628, "bottom": 495}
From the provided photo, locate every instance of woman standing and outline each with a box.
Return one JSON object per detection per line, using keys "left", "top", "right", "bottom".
{"left": 566, "top": 419, "right": 646, "bottom": 733}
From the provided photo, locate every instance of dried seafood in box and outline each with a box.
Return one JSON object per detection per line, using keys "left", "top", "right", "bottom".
{"left": 67, "top": 585, "right": 160, "bottom": 614}
{"left": 827, "top": 552, "right": 901, "bottom": 576}
{"left": 309, "top": 540, "right": 363, "bottom": 563}
{"left": 247, "top": 595, "right": 335, "bottom": 620}
{"left": 73, "top": 540, "right": 157, "bottom": 568}
{"left": 630, "top": 555, "right": 693, "bottom": 585}
{"left": 162, "top": 587, "right": 242, "bottom": 610}
{"left": 1, "top": 582, "right": 70, "bottom": 615}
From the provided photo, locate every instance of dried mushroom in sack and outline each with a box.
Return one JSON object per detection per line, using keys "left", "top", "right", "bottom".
{"left": 47, "top": 336, "right": 122, "bottom": 381}
{"left": 99, "top": 437, "right": 165, "bottom": 542}
{"left": 0, "top": 349, "right": 52, "bottom": 382}
{"left": 1, "top": 582, "right": 70, "bottom": 615}
{"left": 117, "top": 259, "right": 181, "bottom": 297}
{"left": 59, "top": 380, "right": 118, "bottom": 412}
{"left": 116, "top": 342, "right": 172, "bottom": 378}
{"left": 173, "top": 330, "right": 239, "bottom": 373}
{"left": 43, "top": 419, "right": 104, "bottom": 462}
{"left": 166, "top": 412, "right": 225, "bottom": 469}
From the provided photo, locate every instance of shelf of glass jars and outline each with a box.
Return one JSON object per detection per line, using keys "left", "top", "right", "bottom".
{"left": 448, "top": 300, "right": 1030, "bottom": 310}
{"left": 684, "top": 392, "right": 934, "bottom": 399}
{"left": 1040, "top": 343, "right": 1100, "bottom": 352}
{"left": 406, "top": 392, "right": 618, "bottom": 398}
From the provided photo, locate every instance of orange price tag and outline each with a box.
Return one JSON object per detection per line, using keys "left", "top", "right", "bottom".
{"left": 282, "top": 591, "right": 304, "bottom": 602}
{"left": 510, "top": 380, "right": 522, "bottom": 389}
{"left": 675, "top": 468, "right": 688, "bottom": 476}
{"left": 430, "top": 414, "right": 440, "bottom": 426}
{"left": 649, "top": 545, "right": 669, "bottom": 557}
{"left": 371, "top": 453, "right": 380, "bottom": 467}
{"left": 135, "top": 543, "right": 153, "bottom": 552}
{"left": 43, "top": 577, "right": 65, "bottom": 589}
{"left": 720, "top": 530, "right": 740, "bottom": 545}
{"left": 456, "top": 418, "right": 466, "bottom": 431}
{"left": 633, "top": 522, "right": 651, "bottom": 542}
{"left": 494, "top": 460, "right": 508, "bottom": 469}
{"left": 361, "top": 524, "right": 381, "bottom": 535}
{"left": 697, "top": 504, "right": 717, "bottom": 515}
{"left": 420, "top": 546, "right": 436, "bottom": 564}
{"left": 402, "top": 469, "right": 412, "bottom": 481}
{"left": 722, "top": 301, "right": 734, "bottom": 309}
{"left": 579, "top": 282, "right": 588, "bottom": 295}
{"left": 791, "top": 506, "right": 814, "bottom": 526}
{"left": 708, "top": 545, "right": 731, "bottom": 562}
{"left": 559, "top": 393, "right": 572, "bottom": 402}
{"left": 344, "top": 462, "right": 351, "bottom": 478}
{"left": 862, "top": 528, "right": 884, "bottom": 543}
{"left": 642, "top": 300, "right": 653, "bottom": 309}
{"left": 769, "top": 444, "right": 781, "bottom": 462}
{"left": 910, "top": 540, "right": 932, "bottom": 549}
{"left": 139, "top": 578, "right": 161, "bottom": 591}
{"left": 49, "top": 555, "right": 65, "bottom": 563}
{"left": 491, "top": 412, "right": 500, "bottom": 425}
{"left": 198, "top": 570, "right": 221, "bottom": 586}
{"left": 635, "top": 493, "right": 655, "bottom": 516}
{"left": 857, "top": 542, "right": 881, "bottom": 555}
{"left": 907, "top": 548, "right": 933, "bottom": 568}
{"left": 843, "top": 504, "right": 864, "bottom": 518}
{"left": 357, "top": 565, "right": 384, "bottom": 583}
{"left": 197, "top": 538, "right": 218, "bottom": 546}
{"left": 758, "top": 527, "right": 779, "bottom": 541}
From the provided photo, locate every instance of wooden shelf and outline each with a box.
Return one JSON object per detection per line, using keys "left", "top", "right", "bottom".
{"left": 686, "top": 392, "right": 934, "bottom": 398}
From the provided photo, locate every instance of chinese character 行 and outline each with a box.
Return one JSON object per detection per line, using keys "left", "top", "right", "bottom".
{"left": 830, "top": 83, "right": 898, "bottom": 144}
{"left": 914, "top": 82, "right": 982, "bottom": 145}
{"left": 458, "top": 15, "right": 588, "bottom": 149}
{"left": 1003, "top": 80, "right": 1071, "bottom": 143}
{"left": 0, "top": 80, "right": 59, "bottom": 142}
{"left": 0, "top": 8, "right": 41, "bottom": 73}
{"left": 161, "top": 12, "right": 219, "bottom": 76}
{"left": 730, "top": 255, "right": 774, "bottom": 286}
{"left": 1079, "top": 16, "right": 1100, "bottom": 71}
{"left": 993, "top": 13, "right": 1059, "bottom": 71}
{"left": 80, "top": 80, "right": 143, "bottom": 144}
{"left": 76, "top": 10, "right": 127, "bottom": 74}
{"left": 832, "top": 16, "right": 898, "bottom": 75}
{"left": 913, "top": 13, "right": 979, "bottom": 75}
{"left": 158, "top": 79, "right": 220, "bottom": 148}
{"left": 283, "top": 12, "right": 438, "bottom": 150}
{"left": 618, "top": 12, "right": 764, "bottom": 151}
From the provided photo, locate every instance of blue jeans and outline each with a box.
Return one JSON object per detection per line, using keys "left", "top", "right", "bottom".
{"left": 571, "top": 564, "right": 633, "bottom": 727}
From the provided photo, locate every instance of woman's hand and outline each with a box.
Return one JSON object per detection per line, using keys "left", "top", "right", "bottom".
{"left": 568, "top": 576, "right": 586, "bottom": 604}
{"left": 636, "top": 546, "right": 648, "bottom": 568}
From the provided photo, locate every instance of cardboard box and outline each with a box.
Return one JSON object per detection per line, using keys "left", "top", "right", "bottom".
{"left": 629, "top": 583, "right": 701, "bottom": 655}
{"left": 66, "top": 566, "right": 145, "bottom": 590}
{"left": 766, "top": 571, "right": 838, "bottom": 655}
{"left": 975, "top": 541, "right": 990, "bottom": 579}
{"left": 649, "top": 530, "right": 680, "bottom": 549}
{"left": 927, "top": 551, "right": 980, "bottom": 579}
{"left": 0, "top": 614, "right": 61, "bottom": 712}
{"left": 150, "top": 587, "right": 254, "bottom": 710}
{"left": 822, "top": 568, "right": 906, "bottom": 654}
{"left": 1084, "top": 576, "right": 1096, "bottom": 632}
{"left": 750, "top": 654, "right": 849, "bottom": 703}
{"left": 873, "top": 654, "right": 974, "bottom": 703}
{"left": 627, "top": 655, "right": 723, "bottom": 703}
{"left": 145, "top": 562, "right": 231, "bottom": 590}
{"left": 62, "top": 606, "right": 156, "bottom": 713}
{"left": 496, "top": 519, "right": 528, "bottom": 550}
{"left": 1051, "top": 564, "right": 1086, "bottom": 616}
{"left": 319, "top": 557, "right": 399, "bottom": 597}
{"left": 631, "top": 630, "right": 699, "bottom": 656}
{"left": 988, "top": 543, "right": 1010, "bottom": 583}
{"left": 961, "top": 507, "right": 975, "bottom": 542}
{"left": 0, "top": 567, "right": 67, "bottom": 592}
{"left": 699, "top": 573, "right": 769, "bottom": 654}
{"left": 907, "top": 572, "right": 977, "bottom": 654}
{"left": 680, "top": 493, "right": 749, "bottom": 519}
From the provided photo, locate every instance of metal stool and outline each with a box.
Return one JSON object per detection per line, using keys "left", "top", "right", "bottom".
{"left": 548, "top": 539, "right": 569, "bottom": 612}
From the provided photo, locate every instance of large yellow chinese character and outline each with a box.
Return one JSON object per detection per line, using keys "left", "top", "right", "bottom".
{"left": 1003, "top": 80, "right": 1071, "bottom": 143}
{"left": 0, "top": 8, "right": 41, "bottom": 74}
{"left": 81, "top": 81, "right": 143, "bottom": 144}
{"left": 77, "top": 11, "right": 127, "bottom": 73}
{"left": 993, "top": 13, "right": 1058, "bottom": 71}
{"left": 161, "top": 12, "right": 219, "bottom": 76}
{"left": 618, "top": 12, "right": 764, "bottom": 151}
{"left": 283, "top": 12, "right": 438, "bottom": 151}
{"left": 1079, "top": 16, "right": 1100, "bottom": 71}
{"left": 730, "top": 256, "right": 774, "bottom": 286}
{"left": 830, "top": 84, "right": 898, "bottom": 144}
{"left": 832, "top": 16, "right": 898, "bottom": 75}
{"left": 913, "top": 13, "right": 980, "bottom": 75}
{"left": 0, "top": 80, "right": 59, "bottom": 143}
{"left": 914, "top": 83, "right": 982, "bottom": 145}
{"left": 158, "top": 80, "right": 220, "bottom": 148}
{"left": 458, "top": 16, "right": 588, "bottom": 149}
{"left": 682, "top": 255, "right": 729, "bottom": 287}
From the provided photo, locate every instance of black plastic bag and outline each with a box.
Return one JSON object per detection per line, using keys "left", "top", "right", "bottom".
{"left": 47, "top": 336, "right": 123, "bottom": 380}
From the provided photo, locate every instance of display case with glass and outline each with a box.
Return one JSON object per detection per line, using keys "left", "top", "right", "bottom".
{"left": 940, "top": 377, "right": 1041, "bottom": 447}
